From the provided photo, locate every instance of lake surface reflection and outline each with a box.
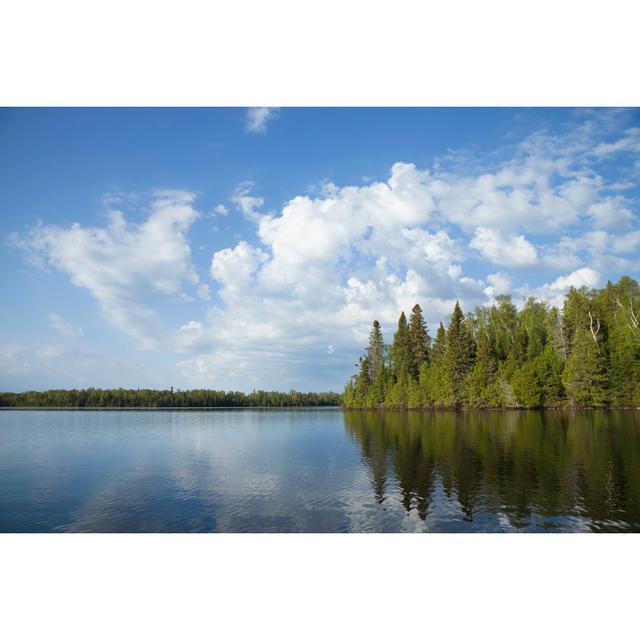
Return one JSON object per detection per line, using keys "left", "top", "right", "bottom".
{"left": 1, "top": 409, "right": 638, "bottom": 532}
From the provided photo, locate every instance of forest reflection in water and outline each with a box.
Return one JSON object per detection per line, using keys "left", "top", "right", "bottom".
{"left": 343, "top": 410, "right": 640, "bottom": 532}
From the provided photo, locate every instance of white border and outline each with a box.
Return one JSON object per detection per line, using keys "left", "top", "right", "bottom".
{"left": 1, "top": 0, "right": 639, "bottom": 105}
{"left": 1, "top": 533, "right": 637, "bottom": 639}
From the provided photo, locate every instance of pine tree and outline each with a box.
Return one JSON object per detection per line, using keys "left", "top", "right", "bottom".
{"left": 408, "top": 304, "right": 430, "bottom": 378}
{"left": 366, "top": 320, "right": 385, "bottom": 381}
{"left": 444, "top": 301, "right": 475, "bottom": 405}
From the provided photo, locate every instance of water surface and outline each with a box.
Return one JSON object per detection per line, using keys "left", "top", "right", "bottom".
{"left": 1, "top": 409, "right": 638, "bottom": 532}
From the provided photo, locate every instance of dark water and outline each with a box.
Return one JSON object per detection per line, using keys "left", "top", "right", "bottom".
{"left": 1, "top": 409, "right": 639, "bottom": 532}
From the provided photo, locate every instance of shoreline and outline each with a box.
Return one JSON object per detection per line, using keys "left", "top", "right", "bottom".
{"left": 1, "top": 405, "right": 638, "bottom": 411}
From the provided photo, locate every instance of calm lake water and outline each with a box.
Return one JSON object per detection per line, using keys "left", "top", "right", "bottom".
{"left": 1, "top": 409, "right": 639, "bottom": 532}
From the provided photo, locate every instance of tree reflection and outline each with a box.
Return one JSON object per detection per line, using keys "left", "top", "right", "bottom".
{"left": 343, "top": 410, "right": 640, "bottom": 531}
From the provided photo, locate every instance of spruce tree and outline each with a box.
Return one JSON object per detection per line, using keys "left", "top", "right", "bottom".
{"left": 422, "top": 322, "right": 452, "bottom": 406}
{"left": 390, "top": 311, "right": 411, "bottom": 381}
{"left": 563, "top": 326, "right": 608, "bottom": 406}
{"left": 353, "top": 356, "right": 371, "bottom": 407}
{"left": 466, "top": 331, "right": 501, "bottom": 407}
{"left": 432, "top": 322, "right": 446, "bottom": 360}
{"left": 343, "top": 380, "right": 355, "bottom": 408}
{"left": 492, "top": 295, "right": 518, "bottom": 360}
{"left": 605, "top": 277, "right": 640, "bottom": 405}
{"left": 366, "top": 366, "right": 387, "bottom": 408}
{"left": 444, "top": 301, "right": 475, "bottom": 405}
{"left": 536, "top": 344, "right": 565, "bottom": 406}
{"left": 366, "top": 320, "right": 385, "bottom": 381}
{"left": 408, "top": 304, "right": 430, "bottom": 378}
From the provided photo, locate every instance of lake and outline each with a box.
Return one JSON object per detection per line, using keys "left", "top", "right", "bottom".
{"left": 1, "top": 408, "right": 639, "bottom": 532}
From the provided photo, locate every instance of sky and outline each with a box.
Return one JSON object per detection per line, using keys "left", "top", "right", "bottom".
{"left": 1, "top": 107, "right": 639, "bottom": 392}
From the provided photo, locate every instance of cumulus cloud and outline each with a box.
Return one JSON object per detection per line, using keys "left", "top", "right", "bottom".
{"left": 246, "top": 107, "right": 279, "bottom": 134}
{"left": 518, "top": 268, "right": 601, "bottom": 308}
{"left": 15, "top": 191, "right": 204, "bottom": 348}
{"left": 48, "top": 312, "right": 83, "bottom": 337}
{"left": 470, "top": 227, "right": 538, "bottom": 267}
{"left": 484, "top": 272, "right": 512, "bottom": 299}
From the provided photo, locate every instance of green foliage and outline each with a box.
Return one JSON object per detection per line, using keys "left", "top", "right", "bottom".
{"left": 443, "top": 301, "right": 475, "bottom": 405}
{"left": 342, "top": 276, "right": 640, "bottom": 410}
{"left": 366, "top": 320, "right": 385, "bottom": 381}
{"left": 0, "top": 388, "right": 342, "bottom": 408}
{"left": 354, "top": 356, "right": 372, "bottom": 405}
{"left": 466, "top": 332, "right": 502, "bottom": 408}
{"left": 366, "top": 368, "right": 387, "bottom": 408}
{"left": 389, "top": 312, "right": 411, "bottom": 380}
{"left": 384, "top": 375, "right": 409, "bottom": 408}
{"left": 407, "top": 377, "right": 424, "bottom": 408}
{"left": 408, "top": 304, "right": 430, "bottom": 377}
{"left": 563, "top": 327, "right": 608, "bottom": 406}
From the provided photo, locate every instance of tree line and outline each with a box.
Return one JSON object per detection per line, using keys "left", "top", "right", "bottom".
{"left": 343, "top": 276, "right": 640, "bottom": 409}
{"left": 0, "top": 388, "right": 342, "bottom": 408}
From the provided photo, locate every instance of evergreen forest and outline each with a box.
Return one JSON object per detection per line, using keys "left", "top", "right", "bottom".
{"left": 0, "top": 388, "right": 341, "bottom": 408}
{"left": 343, "top": 276, "right": 640, "bottom": 409}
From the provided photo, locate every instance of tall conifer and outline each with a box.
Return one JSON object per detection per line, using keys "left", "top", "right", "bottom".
{"left": 367, "top": 320, "right": 385, "bottom": 381}
{"left": 444, "top": 301, "right": 475, "bottom": 404}
{"left": 408, "top": 304, "right": 430, "bottom": 377}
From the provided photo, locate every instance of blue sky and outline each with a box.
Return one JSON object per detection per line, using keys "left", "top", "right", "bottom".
{"left": 1, "top": 107, "right": 639, "bottom": 391}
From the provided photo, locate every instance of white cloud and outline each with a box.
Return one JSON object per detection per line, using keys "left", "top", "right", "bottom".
{"left": 588, "top": 196, "right": 635, "bottom": 228}
{"left": 48, "top": 312, "right": 84, "bottom": 337}
{"left": 246, "top": 107, "right": 279, "bottom": 134}
{"left": 484, "top": 272, "right": 512, "bottom": 299}
{"left": 213, "top": 204, "right": 228, "bottom": 216}
{"left": 612, "top": 230, "right": 640, "bottom": 254}
{"left": 550, "top": 267, "right": 600, "bottom": 290}
{"left": 470, "top": 227, "right": 538, "bottom": 267}
{"left": 593, "top": 127, "right": 640, "bottom": 156}
{"left": 518, "top": 267, "right": 601, "bottom": 308}
{"left": 211, "top": 241, "right": 268, "bottom": 300}
{"left": 16, "top": 191, "right": 203, "bottom": 349}
{"left": 231, "top": 183, "right": 265, "bottom": 221}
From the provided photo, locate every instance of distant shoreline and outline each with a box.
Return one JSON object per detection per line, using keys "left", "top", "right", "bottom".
{"left": 0, "top": 405, "right": 341, "bottom": 411}
{"left": 1, "top": 405, "right": 637, "bottom": 411}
